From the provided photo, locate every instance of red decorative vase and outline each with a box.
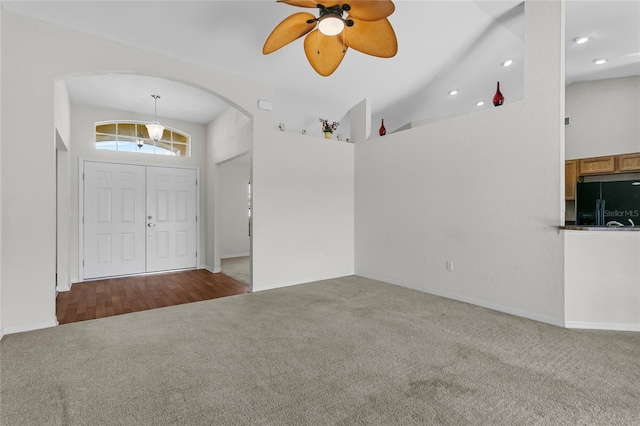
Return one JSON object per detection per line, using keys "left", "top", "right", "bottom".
{"left": 493, "top": 82, "right": 504, "bottom": 107}
{"left": 379, "top": 119, "right": 386, "bottom": 136}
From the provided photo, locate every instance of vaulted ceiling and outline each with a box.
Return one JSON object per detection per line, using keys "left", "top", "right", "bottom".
{"left": 2, "top": 1, "right": 639, "bottom": 137}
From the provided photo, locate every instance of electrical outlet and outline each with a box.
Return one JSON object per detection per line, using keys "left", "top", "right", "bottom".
{"left": 446, "top": 261, "right": 454, "bottom": 271}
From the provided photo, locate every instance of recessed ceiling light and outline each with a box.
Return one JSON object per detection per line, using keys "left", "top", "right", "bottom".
{"left": 476, "top": 100, "right": 485, "bottom": 107}
{"left": 593, "top": 58, "right": 608, "bottom": 65}
{"left": 501, "top": 59, "right": 513, "bottom": 67}
{"left": 573, "top": 36, "right": 590, "bottom": 45}
{"left": 449, "top": 89, "right": 458, "bottom": 96}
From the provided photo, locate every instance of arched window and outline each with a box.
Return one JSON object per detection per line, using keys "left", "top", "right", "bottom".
{"left": 95, "top": 121, "right": 190, "bottom": 157}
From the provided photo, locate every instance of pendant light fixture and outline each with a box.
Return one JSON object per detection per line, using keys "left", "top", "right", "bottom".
{"left": 146, "top": 94, "right": 165, "bottom": 142}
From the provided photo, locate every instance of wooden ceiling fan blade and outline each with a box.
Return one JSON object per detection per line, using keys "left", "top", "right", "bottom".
{"left": 343, "top": 17, "right": 397, "bottom": 58}
{"left": 345, "top": 0, "right": 395, "bottom": 22}
{"left": 263, "top": 12, "right": 317, "bottom": 54}
{"left": 277, "top": 0, "right": 339, "bottom": 8}
{"left": 304, "top": 29, "right": 347, "bottom": 76}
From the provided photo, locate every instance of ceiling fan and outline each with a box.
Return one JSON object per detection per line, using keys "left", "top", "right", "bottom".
{"left": 263, "top": 0, "right": 398, "bottom": 77}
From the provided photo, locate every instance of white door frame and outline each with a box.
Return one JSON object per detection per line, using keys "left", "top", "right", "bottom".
{"left": 78, "top": 157, "right": 201, "bottom": 282}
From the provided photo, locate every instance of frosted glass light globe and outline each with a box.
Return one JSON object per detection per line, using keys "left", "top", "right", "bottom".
{"left": 318, "top": 16, "right": 344, "bottom": 36}
{"left": 146, "top": 122, "right": 165, "bottom": 142}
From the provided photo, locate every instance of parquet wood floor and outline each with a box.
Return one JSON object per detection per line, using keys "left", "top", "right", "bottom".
{"left": 56, "top": 269, "right": 250, "bottom": 325}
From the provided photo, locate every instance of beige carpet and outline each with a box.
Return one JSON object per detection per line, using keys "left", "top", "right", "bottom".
{"left": 221, "top": 256, "right": 250, "bottom": 285}
{"left": 1, "top": 275, "right": 639, "bottom": 425}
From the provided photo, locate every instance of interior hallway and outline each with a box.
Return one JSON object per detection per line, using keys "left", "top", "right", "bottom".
{"left": 56, "top": 269, "right": 249, "bottom": 325}
{"left": 220, "top": 256, "right": 250, "bottom": 286}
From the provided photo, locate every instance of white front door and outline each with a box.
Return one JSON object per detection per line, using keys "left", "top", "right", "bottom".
{"left": 84, "top": 162, "right": 197, "bottom": 279}
{"left": 146, "top": 166, "right": 198, "bottom": 273}
{"left": 84, "top": 162, "right": 146, "bottom": 279}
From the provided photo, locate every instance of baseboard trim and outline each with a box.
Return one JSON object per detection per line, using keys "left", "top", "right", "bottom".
{"left": 220, "top": 253, "right": 250, "bottom": 259}
{"left": 204, "top": 266, "right": 222, "bottom": 274}
{"left": 2, "top": 319, "right": 59, "bottom": 336}
{"left": 565, "top": 321, "right": 640, "bottom": 332}
{"left": 253, "top": 272, "right": 355, "bottom": 292}
{"left": 56, "top": 281, "right": 73, "bottom": 292}
{"left": 356, "top": 272, "right": 565, "bottom": 328}
{"left": 0, "top": 329, "right": 4, "bottom": 341}
{"left": 57, "top": 277, "right": 79, "bottom": 292}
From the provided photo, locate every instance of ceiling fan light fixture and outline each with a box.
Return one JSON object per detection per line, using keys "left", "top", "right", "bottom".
{"left": 318, "top": 15, "right": 344, "bottom": 36}
{"left": 263, "top": 0, "right": 397, "bottom": 76}
{"left": 145, "top": 94, "right": 165, "bottom": 142}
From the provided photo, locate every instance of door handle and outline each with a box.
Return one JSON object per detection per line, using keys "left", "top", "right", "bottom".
{"left": 148, "top": 223, "right": 156, "bottom": 227}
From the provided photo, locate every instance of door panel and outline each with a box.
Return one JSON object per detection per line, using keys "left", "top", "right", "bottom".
{"left": 84, "top": 162, "right": 146, "bottom": 279}
{"left": 176, "top": 231, "right": 188, "bottom": 256}
{"left": 146, "top": 167, "right": 197, "bottom": 272}
{"left": 84, "top": 163, "right": 197, "bottom": 279}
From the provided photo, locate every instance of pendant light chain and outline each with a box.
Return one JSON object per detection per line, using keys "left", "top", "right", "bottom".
{"left": 152, "top": 94, "right": 160, "bottom": 122}
{"left": 342, "top": 28, "right": 346, "bottom": 53}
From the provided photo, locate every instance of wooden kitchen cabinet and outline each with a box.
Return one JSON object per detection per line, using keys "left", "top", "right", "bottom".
{"left": 618, "top": 153, "right": 640, "bottom": 172}
{"left": 579, "top": 156, "right": 616, "bottom": 175}
{"left": 565, "top": 160, "right": 579, "bottom": 200}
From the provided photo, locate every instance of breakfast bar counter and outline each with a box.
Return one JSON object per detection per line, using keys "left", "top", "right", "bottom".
{"left": 559, "top": 225, "right": 640, "bottom": 232}
{"left": 562, "top": 227, "right": 640, "bottom": 331}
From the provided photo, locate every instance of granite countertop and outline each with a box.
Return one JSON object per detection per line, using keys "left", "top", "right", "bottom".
{"left": 560, "top": 225, "right": 640, "bottom": 232}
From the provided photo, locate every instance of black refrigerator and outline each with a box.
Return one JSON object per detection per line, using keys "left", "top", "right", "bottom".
{"left": 576, "top": 180, "right": 640, "bottom": 226}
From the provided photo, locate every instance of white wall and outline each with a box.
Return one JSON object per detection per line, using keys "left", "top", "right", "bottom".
{"left": 56, "top": 132, "right": 72, "bottom": 291}
{"left": 69, "top": 104, "right": 209, "bottom": 281}
{"left": 205, "top": 123, "right": 220, "bottom": 273}
{"left": 0, "top": 3, "right": 3, "bottom": 338}
{"left": 354, "top": 1, "right": 566, "bottom": 325}
{"left": 252, "top": 131, "right": 355, "bottom": 291}
{"left": 54, "top": 79, "right": 72, "bottom": 291}
{"left": 566, "top": 76, "right": 640, "bottom": 159}
{"left": 0, "top": 10, "right": 273, "bottom": 333}
{"left": 54, "top": 79, "right": 71, "bottom": 149}
{"left": 210, "top": 108, "right": 252, "bottom": 164}
{"left": 349, "top": 99, "right": 371, "bottom": 143}
{"left": 565, "top": 231, "right": 640, "bottom": 331}
{"left": 219, "top": 159, "right": 251, "bottom": 258}
{"left": 206, "top": 107, "right": 252, "bottom": 272}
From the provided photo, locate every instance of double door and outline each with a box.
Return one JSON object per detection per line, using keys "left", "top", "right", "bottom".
{"left": 83, "top": 161, "right": 197, "bottom": 280}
